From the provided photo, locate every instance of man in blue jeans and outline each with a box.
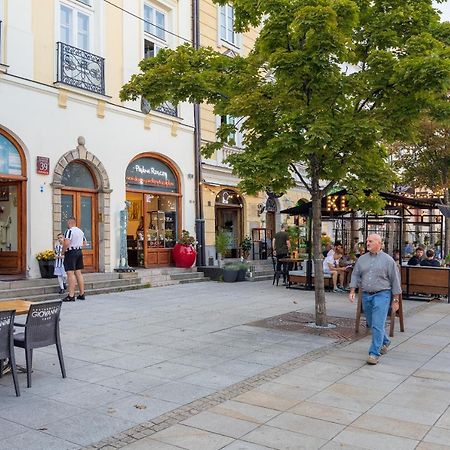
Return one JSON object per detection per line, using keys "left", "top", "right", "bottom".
{"left": 349, "top": 234, "right": 401, "bottom": 365}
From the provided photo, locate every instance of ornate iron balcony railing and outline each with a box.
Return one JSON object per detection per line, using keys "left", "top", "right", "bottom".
{"left": 56, "top": 42, "right": 105, "bottom": 95}
{"left": 141, "top": 97, "right": 177, "bottom": 117}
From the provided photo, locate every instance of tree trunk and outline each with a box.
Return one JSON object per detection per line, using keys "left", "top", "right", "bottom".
{"left": 311, "top": 187, "right": 327, "bottom": 327}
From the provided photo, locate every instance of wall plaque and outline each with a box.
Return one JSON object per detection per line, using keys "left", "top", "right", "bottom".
{"left": 36, "top": 156, "right": 50, "bottom": 175}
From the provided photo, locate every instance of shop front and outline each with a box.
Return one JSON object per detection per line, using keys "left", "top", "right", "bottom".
{"left": 126, "top": 154, "right": 181, "bottom": 268}
{"left": 0, "top": 129, "right": 26, "bottom": 276}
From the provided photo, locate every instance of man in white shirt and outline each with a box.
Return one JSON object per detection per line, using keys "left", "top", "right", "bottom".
{"left": 323, "top": 250, "right": 346, "bottom": 293}
{"left": 62, "top": 217, "right": 86, "bottom": 302}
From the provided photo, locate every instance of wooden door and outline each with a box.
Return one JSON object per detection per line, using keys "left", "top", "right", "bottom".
{"left": 0, "top": 181, "right": 25, "bottom": 275}
{"left": 61, "top": 190, "right": 98, "bottom": 272}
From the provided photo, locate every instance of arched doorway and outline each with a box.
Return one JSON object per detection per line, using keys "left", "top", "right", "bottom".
{"left": 60, "top": 161, "right": 98, "bottom": 272}
{"left": 0, "top": 129, "right": 27, "bottom": 276}
{"left": 215, "top": 189, "right": 243, "bottom": 258}
{"left": 125, "top": 154, "right": 181, "bottom": 267}
{"left": 53, "top": 138, "right": 111, "bottom": 273}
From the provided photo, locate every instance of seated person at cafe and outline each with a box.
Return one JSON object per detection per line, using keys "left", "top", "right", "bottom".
{"left": 393, "top": 249, "right": 401, "bottom": 266}
{"left": 323, "top": 250, "right": 347, "bottom": 293}
{"left": 420, "top": 249, "right": 441, "bottom": 267}
{"left": 327, "top": 241, "right": 343, "bottom": 258}
{"left": 408, "top": 247, "right": 424, "bottom": 266}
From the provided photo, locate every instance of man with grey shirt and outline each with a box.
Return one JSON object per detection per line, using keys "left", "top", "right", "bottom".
{"left": 349, "top": 234, "right": 401, "bottom": 365}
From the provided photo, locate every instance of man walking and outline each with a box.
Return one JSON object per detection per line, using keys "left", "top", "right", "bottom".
{"left": 272, "top": 224, "right": 290, "bottom": 284}
{"left": 62, "top": 217, "right": 86, "bottom": 302}
{"left": 349, "top": 234, "right": 401, "bottom": 365}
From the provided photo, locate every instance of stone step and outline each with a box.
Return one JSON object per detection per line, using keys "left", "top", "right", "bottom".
{"left": 18, "top": 283, "right": 151, "bottom": 302}
{"left": 169, "top": 272, "right": 206, "bottom": 281}
{"left": 178, "top": 277, "right": 210, "bottom": 284}
{"left": 0, "top": 277, "right": 142, "bottom": 300}
{"left": 249, "top": 274, "right": 273, "bottom": 282}
{"left": 0, "top": 272, "right": 137, "bottom": 291}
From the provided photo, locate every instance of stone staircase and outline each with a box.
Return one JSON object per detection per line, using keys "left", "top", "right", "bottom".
{"left": 0, "top": 272, "right": 147, "bottom": 302}
{"left": 136, "top": 267, "right": 210, "bottom": 287}
{"left": 247, "top": 259, "right": 274, "bottom": 282}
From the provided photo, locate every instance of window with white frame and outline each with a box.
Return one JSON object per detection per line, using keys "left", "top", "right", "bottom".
{"left": 220, "top": 115, "right": 243, "bottom": 147}
{"left": 60, "top": 2, "right": 92, "bottom": 51}
{"left": 143, "top": 3, "right": 168, "bottom": 58}
{"left": 219, "top": 4, "right": 239, "bottom": 48}
{"left": 144, "top": 4, "right": 166, "bottom": 41}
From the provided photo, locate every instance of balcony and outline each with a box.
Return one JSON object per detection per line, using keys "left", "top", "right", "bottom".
{"left": 56, "top": 42, "right": 105, "bottom": 95}
{"left": 141, "top": 97, "right": 177, "bottom": 117}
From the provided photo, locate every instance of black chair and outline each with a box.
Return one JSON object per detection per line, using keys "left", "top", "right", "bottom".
{"left": 0, "top": 310, "right": 20, "bottom": 396}
{"left": 271, "top": 256, "right": 282, "bottom": 286}
{"left": 14, "top": 301, "right": 66, "bottom": 388}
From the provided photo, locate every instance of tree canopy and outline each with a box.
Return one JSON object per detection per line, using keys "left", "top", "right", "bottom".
{"left": 121, "top": 0, "right": 450, "bottom": 325}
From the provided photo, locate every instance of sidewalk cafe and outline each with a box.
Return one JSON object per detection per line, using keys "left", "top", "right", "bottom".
{"left": 281, "top": 190, "right": 449, "bottom": 301}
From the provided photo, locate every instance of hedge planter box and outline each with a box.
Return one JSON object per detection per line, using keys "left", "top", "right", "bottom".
{"left": 223, "top": 268, "right": 239, "bottom": 282}
{"left": 38, "top": 260, "right": 57, "bottom": 279}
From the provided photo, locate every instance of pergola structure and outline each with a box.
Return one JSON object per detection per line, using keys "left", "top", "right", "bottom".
{"left": 281, "top": 190, "right": 445, "bottom": 288}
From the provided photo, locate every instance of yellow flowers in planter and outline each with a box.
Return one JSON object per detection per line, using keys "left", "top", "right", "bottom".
{"left": 36, "top": 250, "right": 56, "bottom": 261}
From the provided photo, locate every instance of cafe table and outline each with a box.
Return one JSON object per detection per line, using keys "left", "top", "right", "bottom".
{"left": 0, "top": 300, "right": 32, "bottom": 375}
{"left": 278, "top": 257, "right": 304, "bottom": 271}
{"left": 0, "top": 300, "right": 32, "bottom": 315}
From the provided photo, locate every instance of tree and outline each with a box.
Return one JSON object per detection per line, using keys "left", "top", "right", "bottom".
{"left": 392, "top": 117, "right": 450, "bottom": 254}
{"left": 121, "top": 0, "right": 450, "bottom": 326}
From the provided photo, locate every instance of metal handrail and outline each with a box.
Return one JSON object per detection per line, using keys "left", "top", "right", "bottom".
{"left": 56, "top": 41, "right": 105, "bottom": 95}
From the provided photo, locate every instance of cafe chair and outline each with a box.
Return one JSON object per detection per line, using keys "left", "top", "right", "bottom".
{"left": 0, "top": 310, "right": 20, "bottom": 396}
{"left": 271, "top": 256, "right": 282, "bottom": 286}
{"left": 14, "top": 301, "right": 66, "bottom": 388}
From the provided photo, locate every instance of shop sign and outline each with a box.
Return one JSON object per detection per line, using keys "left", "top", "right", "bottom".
{"left": 325, "top": 194, "right": 347, "bottom": 212}
{"left": 126, "top": 157, "right": 178, "bottom": 193}
{"left": 266, "top": 197, "right": 277, "bottom": 212}
{"left": 36, "top": 156, "right": 50, "bottom": 175}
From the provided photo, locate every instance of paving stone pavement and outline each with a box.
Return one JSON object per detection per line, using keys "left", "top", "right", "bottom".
{"left": 0, "top": 280, "right": 444, "bottom": 449}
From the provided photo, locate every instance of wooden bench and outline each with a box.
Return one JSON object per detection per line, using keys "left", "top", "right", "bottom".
{"left": 288, "top": 270, "right": 333, "bottom": 290}
{"left": 401, "top": 266, "right": 450, "bottom": 302}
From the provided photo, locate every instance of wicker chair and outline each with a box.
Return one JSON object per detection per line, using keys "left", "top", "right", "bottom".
{"left": 14, "top": 301, "right": 66, "bottom": 388}
{"left": 0, "top": 310, "right": 20, "bottom": 396}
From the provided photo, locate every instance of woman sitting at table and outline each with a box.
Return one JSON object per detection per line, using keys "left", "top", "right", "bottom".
{"left": 323, "top": 250, "right": 347, "bottom": 293}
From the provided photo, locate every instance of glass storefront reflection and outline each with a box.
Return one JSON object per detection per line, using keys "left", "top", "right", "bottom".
{"left": 0, "top": 184, "right": 18, "bottom": 252}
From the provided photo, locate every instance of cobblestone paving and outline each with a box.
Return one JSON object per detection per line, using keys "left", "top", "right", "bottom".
{"left": 83, "top": 299, "right": 432, "bottom": 450}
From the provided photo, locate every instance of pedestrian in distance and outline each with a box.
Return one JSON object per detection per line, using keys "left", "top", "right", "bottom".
{"left": 272, "top": 223, "right": 290, "bottom": 284}
{"left": 62, "top": 217, "right": 86, "bottom": 302}
{"left": 348, "top": 234, "right": 401, "bottom": 365}
{"left": 54, "top": 233, "right": 67, "bottom": 294}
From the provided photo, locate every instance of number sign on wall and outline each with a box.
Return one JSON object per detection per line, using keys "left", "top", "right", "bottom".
{"left": 36, "top": 156, "right": 50, "bottom": 175}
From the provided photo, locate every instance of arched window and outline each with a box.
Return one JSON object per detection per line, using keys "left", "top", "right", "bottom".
{"left": 61, "top": 161, "right": 96, "bottom": 189}
{"left": 0, "top": 134, "right": 22, "bottom": 176}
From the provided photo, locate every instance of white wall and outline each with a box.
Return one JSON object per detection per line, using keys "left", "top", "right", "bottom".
{"left": 0, "top": 77, "right": 196, "bottom": 277}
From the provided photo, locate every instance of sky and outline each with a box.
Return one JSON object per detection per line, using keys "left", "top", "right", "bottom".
{"left": 433, "top": 1, "right": 450, "bottom": 21}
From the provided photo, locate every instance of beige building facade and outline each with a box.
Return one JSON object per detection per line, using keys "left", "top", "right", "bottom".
{"left": 0, "top": 0, "right": 197, "bottom": 278}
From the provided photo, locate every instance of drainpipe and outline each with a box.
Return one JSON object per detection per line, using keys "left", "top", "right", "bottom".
{"left": 192, "top": 0, "right": 205, "bottom": 267}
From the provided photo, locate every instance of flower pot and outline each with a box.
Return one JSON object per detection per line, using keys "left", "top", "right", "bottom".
{"left": 172, "top": 244, "right": 197, "bottom": 268}
{"left": 38, "top": 260, "right": 57, "bottom": 279}
{"left": 237, "top": 268, "right": 247, "bottom": 281}
{"left": 223, "top": 268, "right": 238, "bottom": 282}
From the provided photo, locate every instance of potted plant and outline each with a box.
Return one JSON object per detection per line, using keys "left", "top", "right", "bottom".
{"left": 445, "top": 253, "right": 450, "bottom": 267}
{"left": 172, "top": 230, "right": 197, "bottom": 268}
{"left": 36, "top": 249, "right": 56, "bottom": 278}
{"left": 240, "top": 236, "right": 252, "bottom": 261}
{"left": 237, "top": 262, "right": 249, "bottom": 281}
{"left": 215, "top": 231, "right": 230, "bottom": 267}
{"left": 223, "top": 263, "right": 239, "bottom": 282}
